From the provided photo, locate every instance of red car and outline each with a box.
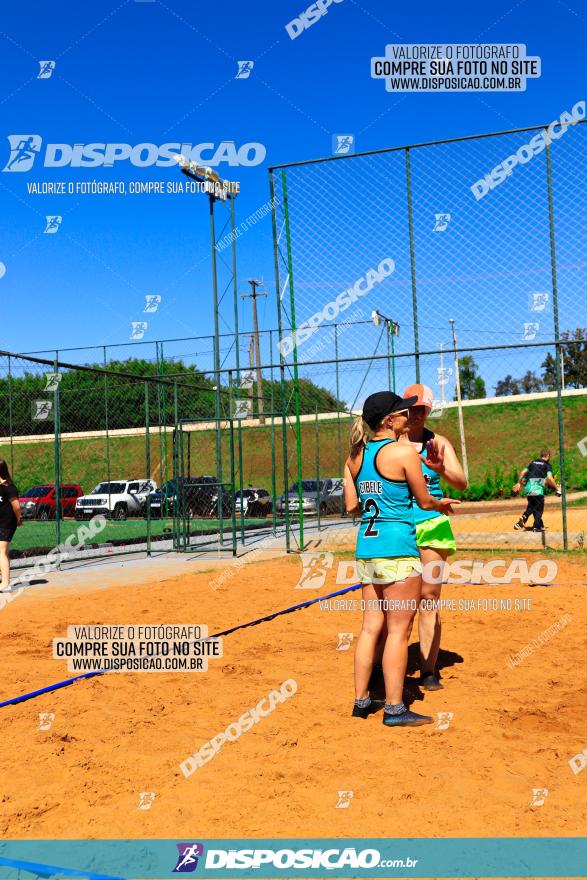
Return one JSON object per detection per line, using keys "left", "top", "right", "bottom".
{"left": 19, "top": 484, "right": 84, "bottom": 521}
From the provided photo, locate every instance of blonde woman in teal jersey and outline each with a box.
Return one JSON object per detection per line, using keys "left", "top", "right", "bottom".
{"left": 401, "top": 384, "right": 467, "bottom": 691}
{"left": 344, "top": 391, "right": 459, "bottom": 728}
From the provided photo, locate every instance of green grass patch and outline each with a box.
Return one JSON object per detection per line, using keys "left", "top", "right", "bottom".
{"left": 11, "top": 517, "right": 268, "bottom": 556}
{"left": 2, "top": 395, "right": 586, "bottom": 503}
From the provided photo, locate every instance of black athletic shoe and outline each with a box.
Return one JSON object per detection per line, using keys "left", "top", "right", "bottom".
{"left": 531, "top": 527, "right": 545, "bottom": 533}
{"left": 352, "top": 701, "right": 381, "bottom": 719}
{"left": 383, "top": 709, "right": 434, "bottom": 727}
{"left": 420, "top": 673, "right": 443, "bottom": 691}
{"left": 514, "top": 520, "right": 525, "bottom": 530}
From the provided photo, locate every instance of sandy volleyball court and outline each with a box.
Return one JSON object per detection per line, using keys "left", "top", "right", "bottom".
{"left": 0, "top": 550, "right": 585, "bottom": 844}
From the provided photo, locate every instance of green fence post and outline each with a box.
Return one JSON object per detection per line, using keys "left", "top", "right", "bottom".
{"left": 229, "top": 409, "right": 237, "bottom": 557}
{"left": 158, "top": 342, "right": 169, "bottom": 504}
{"left": 269, "top": 330, "right": 278, "bottom": 537}
{"left": 281, "top": 168, "right": 305, "bottom": 549}
{"left": 53, "top": 357, "right": 61, "bottom": 556}
{"left": 230, "top": 195, "right": 246, "bottom": 545}
{"left": 145, "top": 381, "right": 151, "bottom": 558}
{"left": 315, "top": 405, "right": 321, "bottom": 532}
{"left": 334, "top": 325, "right": 343, "bottom": 511}
{"left": 208, "top": 194, "right": 224, "bottom": 545}
{"left": 172, "top": 381, "right": 181, "bottom": 550}
{"left": 270, "top": 170, "right": 291, "bottom": 552}
{"left": 231, "top": 195, "right": 240, "bottom": 380}
{"left": 103, "top": 347, "right": 111, "bottom": 516}
{"left": 7, "top": 355, "right": 14, "bottom": 475}
{"left": 234, "top": 382, "right": 245, "bottom": 546}
{"left": 386, "top": 326, "right": 392, "bottom": 391}
{"left": 405, "top": 147, "right": 421, "bottom": 382}
{"left": 545, "top": 130, "right": 568, "bottom": 550}
{"left": 156, "top": 343, "right": 165, "bottom": 511}
{"left": 229, "top": 368, "right": 243, "bottom": 543}
{"left": 391, "top": 326, "right": 396, "bottom": 392}
{"left": 232, "top": 372, "right": 245, "bottom": 546}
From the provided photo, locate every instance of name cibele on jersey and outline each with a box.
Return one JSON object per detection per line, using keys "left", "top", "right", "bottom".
{"left": 358, "top": 480, "right": 382, "bottom": 495}
{"left": 355, "top": 439, "right": 418, "bottom": 560}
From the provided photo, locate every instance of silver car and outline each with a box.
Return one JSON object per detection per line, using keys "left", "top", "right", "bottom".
{"left": 276, "top": 478, "right": 344, "bottom": 516}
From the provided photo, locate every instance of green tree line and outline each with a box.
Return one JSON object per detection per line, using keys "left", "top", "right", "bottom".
{"left": 0, "top": 358, "right": 345, "bottom": 436}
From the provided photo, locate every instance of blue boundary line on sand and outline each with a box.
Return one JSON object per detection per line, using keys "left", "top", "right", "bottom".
{"left": 0, "top": 855, "right": 124, "bottom": 879}
{"left": 0, "top": 583, "right": 363, "bottom": 709}
{"left": 1, "top": 578, "right": 583, "bottom": 710}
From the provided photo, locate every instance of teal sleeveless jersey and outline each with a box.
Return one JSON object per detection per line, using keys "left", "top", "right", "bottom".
{"left": 412, "top": 429, "right": 443, "bottom": 524}
{"left": 355, "top": 439, "right": 418, "bottom": 559}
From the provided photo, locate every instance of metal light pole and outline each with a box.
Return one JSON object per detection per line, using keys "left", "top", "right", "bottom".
{"left": 241, "top": 279, "right": 267, "bottom": 424}
{"left": 176, "top": 155, "right": 240, "bottom": 544}
{"left": 372, "top": 309, "right": 399, "bottom": 392}
{"left": 449, "top": 318, "right": 468, "bottom": 481}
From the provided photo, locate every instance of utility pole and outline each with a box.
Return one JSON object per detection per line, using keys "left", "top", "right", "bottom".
{"left": 247, "top": 335, "right": 255, "bottom": 410}
{"left": 372, "top": 309, "right": 399, "bottom": 393}
{"left": 449, "top": 319, "right": 468, "bottom": 481}
{"left": 241, "top": 279, "right": 267, "bottom": 424}
{"left": 439, "top": 342, "right": 446, "bottom": 404}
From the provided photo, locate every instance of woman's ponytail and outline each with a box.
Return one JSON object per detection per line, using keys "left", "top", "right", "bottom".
{"left": 349, "top": 415, "right": 373, "bottom": 458}
{"left": 0, "top": 459, "right": 12, "bottom": 484}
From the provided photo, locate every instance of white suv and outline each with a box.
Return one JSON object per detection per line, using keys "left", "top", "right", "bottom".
{"left": 75, "top": 479, "right": 157, "bottom": 521}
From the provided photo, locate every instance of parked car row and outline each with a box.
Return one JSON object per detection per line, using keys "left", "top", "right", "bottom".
{"left": 276, "top": 478, "right": 344, "bottom": 516}
{"left": 16, "top": 476, "right": 345, "bottom": 521}
{"left": 149, "top": 477, "right": 233, "bottom": 519}
{"left": 75, "top": 480, "right": 157, "bottom": 520}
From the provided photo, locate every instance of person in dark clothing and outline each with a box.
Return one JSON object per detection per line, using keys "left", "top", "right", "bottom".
{"left": 513, "top": 449, "right": 560, "bottom": 532}
{"left": 0, "top": 459, "right": 22, "bottom": 591}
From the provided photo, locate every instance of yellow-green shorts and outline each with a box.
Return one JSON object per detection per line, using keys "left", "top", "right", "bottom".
{"left": 357, "top": 556, "right": 423, "bottom": 585}
{"left": 415, "top": 514, "right": 457, "bottom": 555}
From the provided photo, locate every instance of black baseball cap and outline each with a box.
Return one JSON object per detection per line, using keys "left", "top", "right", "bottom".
{"left": 362, "top": 391, "right": 418, "bottom": 429}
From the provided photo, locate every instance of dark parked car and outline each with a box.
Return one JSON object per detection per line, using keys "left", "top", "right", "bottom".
{"left": 19, "top": 484, "right": 84, "bottom": 520}
{"left": 148, "top": 477, "right": 233, "bottom": 519}
{"left": 234, "top": 488, "right": 273, "bottom": 518}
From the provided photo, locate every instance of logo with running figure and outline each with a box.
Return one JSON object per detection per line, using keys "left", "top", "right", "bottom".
{"left": 37, "top": 60, "right": 56, "bottom": 79}
{"left": 335, "top": 790, "right": 354, "bottom": 808}
{"left": 138, "top": 791, "right": 156, "bottom": 810}
{"left": 296, "top": 552, "right": 334, "bottom": 589}
{"left": 236, "top": 61, "right": 254, "bottom": 79}
{"left": 523, "top": 322, "right": 540, "bottom": 341}
{"left": 173, "top": 843, "right": 204, "bottom": 873}
{"left": 144, "top": 294, "right": 161, "bottom": 313}
{"left": 529, "top": 788, "right": 548, "bottom": 807}
{"left": 38, "top": 712, "right": 55, "bottom": 731}
{"left": 3, "top": 135, "right": 42, "bottom": 172}
{"left": 433, "top": 213, "right": 451, "bottom": 232}
{"left": 130, "top": 321, "right": 148, "bottom": 340}
{"left": 44, "top": 216, "right": 62, "bottom": 234}
{"left": 336, "top": 632, "right": 354, "bottom": 651}
{"left": 332, "top": 134, "right": 355, "bottom": 155}
{"left": 435, "top": 711, "right": 454, "bottom": 731}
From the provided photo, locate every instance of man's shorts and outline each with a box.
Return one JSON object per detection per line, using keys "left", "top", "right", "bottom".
{"left": 0, "top": 526, "right": 16, "bottom": 542}
{"left": 357, "top": 556, "right": 423, "bottom": 585}
{"left": 415, "top": 515, "right": 456, "bottom": 555}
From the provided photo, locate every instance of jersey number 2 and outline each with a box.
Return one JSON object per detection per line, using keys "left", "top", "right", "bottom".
{"left": 364, "top": 499, "right": 380, "bottom": 537}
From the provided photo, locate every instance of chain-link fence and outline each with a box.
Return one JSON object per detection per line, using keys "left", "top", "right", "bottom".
{"left": 269, "top": 117, "right": 587, "bottom": 551}
{"left": 0, "top": 350, "right": 294, "bottom": 568}
{"left": 1, "top": 338, "right": 585, "bottom": 570}
{"left": 2, "top": 116, "right": 586, "bottom": 566}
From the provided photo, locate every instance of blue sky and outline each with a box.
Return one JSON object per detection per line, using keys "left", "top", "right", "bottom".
{"left": 0, "top": 0, "right": 585, "bottom": 398}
